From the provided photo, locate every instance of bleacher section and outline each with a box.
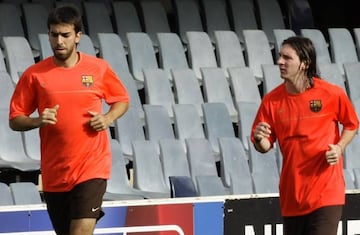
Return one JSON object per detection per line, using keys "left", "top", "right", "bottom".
{"left": 1, "top": 0, "right": 360, "bottom": 203}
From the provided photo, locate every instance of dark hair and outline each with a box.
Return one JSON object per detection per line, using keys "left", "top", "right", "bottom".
{"left": 282, "top": 36, "right": 318, "bottom": 85}
{"left": 47, "top": 5, "right": 82, "bottom": 33}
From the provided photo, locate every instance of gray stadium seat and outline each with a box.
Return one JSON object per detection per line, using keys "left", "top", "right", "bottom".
{"left": 104, "top": 139, "right": 146, "bottom": 200}
{"left": 0, "top": 72, "right": 15, "bottom": 109}
{"left": 3, "top": 36, "right": 35, "bottom": 84}
{"left": 196, "top": 175, "right": 229, "bottom": 196}
{"left": 243, "top": 29, "right": 274, "bottom": 84}
{"left": 143, "top": 68, "right": 175, "bottom": 118}
{"left": 213, "top": 30, "right": 246, "bottom": 78}
{"left": 353, "top": 168, "right": 360, "bottom": 189}
{"left": 140, "top": 0, "right": 171, "bottom": 48}
{"left": 227, "top": 0, "right": 258, "bottom": 44}
{"left": 227, "top": 67, "right": 262, "bottom": 104}
{"left": 126, "top": 32, "right": 159, "bottom": 89}
{"left": 132, "top": 140, "right": 170, "bottom": 198}
{"left": 22, "top": 3, "right": 48, "bottom": 56}
{"left": 201, "top": 67, "right": 238, "bottom": 122}
{"left": 83, "top": 1, "right": 114, "bottom": 49}
{"left": 185, "top": 138, "right": 219, "bottom": 188}
{"left": 219, "top": 137, "right": 253, "bottom": 195}
{"left": 0, "top": 182, "right": 14, "bottom": 206}
{"left": 200, "top": 0, "right": 231, "bottom": 43}
{"left": 0, "top": 110, "right": 40, "bottom": 171}
{"left": 344, "top": 134, "right": 360, "bottom": 169}
{"left": 172, "top": 68, "right": 205, "bottom": 118}
{"left": 255, "top": 0, "right": 286, "bottom": 46}
{"left": 157, "top": 32, "right": 189, "bottom": 80}
{"left": 169, "top": 176, "right": 198, "bottom": 197}
{"left": 317, "top": 63, "right": 347, "bottom": 92}
{"left": 273, "top": 29, "right": 296, "bottom": 60}
{"left": 0, "top": 3, "right": 25, "bottom": 49}
{"left": 38, "top": 33, "right": 52, "bottom": 60}
{"left": 112, "top": 1, "right": 143, "bottom": 49}
{"left": 301, "top": 29, "right": 332, "bottom": 70}
{"left": 114, "top": 106, "right": 145, "bottom": 162}
{"left": 261, "top": 64, "right": 283, "bottom": 95}
{"left": 202, "top": 102, "right": 236, "bottom": 157}
{"left": 172, "top": 103, "right": 206, "bottom": 149}
{"left": 172, "top": 0, "right": 204, "bottom": 44}
{"left": 328, "top": 28, "right": 358, "bottom": 75}
{"left": 10, "top": 182, "right": 42, "bottom": 205}
{"left": 185, "top": 31, "right": 218, "bottom": 81}
{"left": 143, "top": 104, "right": 175, "bottom": 144}
{"left": 344, "top": 62, "right": 360, "bottom": 113}
{"left": 236, "top": 101, "right": 260, "bottom": 151}
{"left": 159, "top": 139, "right": 191, "bottom": 189}
{"left": 344, "top": 168, "right": 356, "bottom": 190}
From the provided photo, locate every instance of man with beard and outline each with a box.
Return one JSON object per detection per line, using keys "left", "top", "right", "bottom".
{"left": 9, "top": 5, "right": 129, "bottom": 235}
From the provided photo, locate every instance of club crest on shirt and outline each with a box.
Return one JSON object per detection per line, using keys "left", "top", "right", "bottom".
{"left": 309, "top": 100, "right": 322, "bottom": 112}
{"left": 81, "top": 75, "right": 94, "bottom": 87}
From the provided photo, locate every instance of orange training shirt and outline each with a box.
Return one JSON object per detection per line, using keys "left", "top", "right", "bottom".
{"left": 9, "top": 52, "right": 130, "bottom": 192}
{"left": 251, "top": 78, "right": 359, "bottom": 216}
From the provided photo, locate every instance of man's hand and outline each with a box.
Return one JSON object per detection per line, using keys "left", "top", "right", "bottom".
{"left": 40, "top": 105, "right": 59, "bottom": 126}
{"left": 88, "top": 111, "right": 111, "bottom": 132}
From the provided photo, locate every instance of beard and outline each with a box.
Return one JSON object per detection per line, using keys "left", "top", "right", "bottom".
{"left": 52, "top": 45, "right": 76, "bottom": 61}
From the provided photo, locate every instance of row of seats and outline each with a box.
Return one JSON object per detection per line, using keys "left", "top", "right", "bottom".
{"left": 0, "top": 0, "right": 291, "bottom": 54}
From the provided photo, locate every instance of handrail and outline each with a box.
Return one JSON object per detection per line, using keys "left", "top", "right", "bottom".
{"left": 0, "top": 224, "right": 185, "bottom": 235}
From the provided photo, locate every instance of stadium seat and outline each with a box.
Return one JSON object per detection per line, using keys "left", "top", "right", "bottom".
{"left": 202, "top": 102, "right": 236, "bottom": 157}
{"left": 169, "top": 175, "right": 198, "bottom": 197}
{"left": 185, "top": 31, "right": 218, "bottom": 81}
{"left": 227, "top": 0, "right": 258, "bottom": 45}
{"left": 172, "top": 103, "right": 206, "bottom": 149}
{"left": 2, "top": 36, "right": 35, "bottom": 84}
{"left": 22, "top": 3, "right": 48, "bottom": 56}
{"left": 273, "top": 29, "right": 296, "bottom": 60}
{"left": 344, "top": 134, "right": 360, "bottom": 170}
{"left": 0, "top": 110, "right": 40, "bottom": 171}
{"left": 157, "top": 32, "right": 189, "bottom": 80}
{"left": 172, "top": 68, "right": 205, "bottom": 118}
{"left": 243, "top": 29, "right": 274, "bottom": 84}
{"left": 82, "top": 1, "right": 114, "bottom": 49}
{"left": 104, "top": 139, "right": 146, "bottom": 200}
{"left": 353, "top": 168, "right": 360, "bottom": 189}
{"left": 114, "top": 106, "right": 145, "bottom": 162}
{"left": 22, "top": 128, "right": 41, "bottom": 161}
{"left": 213, "top": 30, "right": 246, "bottom": 78}
{"left": 0, "top": 3, "right": 25, "bottom": 49}
{"left": 300, "top": 29, "right": 332, "bottom": 70}
{"left": 0, "top": 182, "right": 14, "bottom": 206}
{"left": 255, "top": 0, "right": 286, "bottom": 46}
{"left": 328, "top": 28, "right": 358, "bottom": 75}
{"left": 0, "top": 72, "right": 15, "bottom": 109}
{"left": 143, "top": 68, "right": 175, "bottom": 118}
{"left": 344, "top": 62, "right": 360, "bottom": 112}
{"left": 317, "top": 63, "right": 347, "bottom": 92}
{"left": 140, "top": 0, "right": 171, "bottom": 48}
{"left": 261, "top": 64, "right": 283, "bottom": 95}
{"left": 159, "top": 138, "right": 191, "bottom": 189}
{"left": 97, "top": 33, "right": 130, "bottom": 73}
{"left": 185, "top": 138, "right": 219, "bottom": 188}
{"left": 132, "top": 140, "right": 170, "bottom": 198}
{"left": 196, "top": 175, "right": 229, "bottom": 196}
{"left": 38, "top": 33, "right": 52, "bottom": 60}
{"left": 219, "top": 137, "right": 253, "bottom": 195}
{"left": 227, "top": 66, "right": 262, "bottom": 104}
{"left": 201, "top": 67, "right": 238, "bottom": 122}
{"left": 200, "top": 0, "right": 231, "bottom": 43}
{"left": 172, "top": 0, "right": 204, "bottom": 44}
{"left": 126, "top": 32, "right": 159, "bottom": 89}
{"left": 9, "top": 182, "right": 42, "bottom": 205}
{"left": 344, "top": 168, "right": 356, "bottom": 190}
{"left": 236, "top": 101, "right": 260, "bottom": 151}
{"left": 112, "top": 1, "right": 143, "bottom": 49}
{"left": 143, "top": 104, "right": 175, "bottom": 144}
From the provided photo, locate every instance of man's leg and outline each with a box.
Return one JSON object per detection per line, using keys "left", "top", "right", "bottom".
{"left": 308, "top": 205, "right": 343, "bottom": 235}
{"left": 70, "top": 218, "right": 97, "bottom": 235}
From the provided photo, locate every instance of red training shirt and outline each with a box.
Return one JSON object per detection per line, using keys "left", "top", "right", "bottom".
{"left": 9, "top": 52, "right": 130, "bottom": 192}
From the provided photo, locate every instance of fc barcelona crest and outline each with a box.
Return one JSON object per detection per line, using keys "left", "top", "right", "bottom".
{"left": 81, "top": 75, "right": 94, "bottom": 87}
{"left": 309, "top": 100, "right": 322, "bottom": 112}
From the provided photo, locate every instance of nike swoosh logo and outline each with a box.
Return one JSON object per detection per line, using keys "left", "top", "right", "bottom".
{"left": 91, "top": 207, "right": 100, "bottom": 212}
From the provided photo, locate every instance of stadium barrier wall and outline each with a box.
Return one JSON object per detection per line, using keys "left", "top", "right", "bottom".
{"left": 0, "top": 191, "right": 360, "bottom": 235}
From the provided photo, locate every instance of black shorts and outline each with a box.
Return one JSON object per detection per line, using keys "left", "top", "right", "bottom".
{"left": 43, "top": 178, "right": 107, "bottom": 234}
{"left": 283, "top": 205, "right": 343, "bottom": 235}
